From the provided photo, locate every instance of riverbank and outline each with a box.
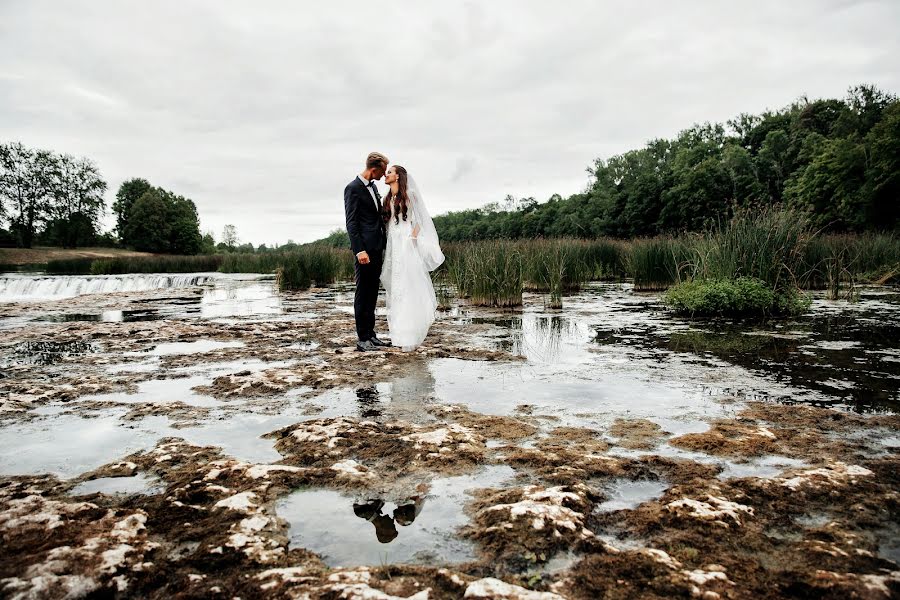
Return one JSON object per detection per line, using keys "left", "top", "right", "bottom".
{"left": 0, "top": 246, "right": 154, "bottom": 266}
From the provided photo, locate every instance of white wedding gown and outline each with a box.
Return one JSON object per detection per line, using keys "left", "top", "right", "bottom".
{"left": 380, "top": 179, "right": 444, "bottom": 351}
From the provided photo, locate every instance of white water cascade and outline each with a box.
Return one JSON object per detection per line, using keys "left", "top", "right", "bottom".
{"left": 0, "top": 273, "right": 217, "bottom": 302}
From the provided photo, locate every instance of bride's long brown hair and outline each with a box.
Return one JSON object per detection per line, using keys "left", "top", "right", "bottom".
{"left": 382, "top": 165, "right": 409, "bottom": 225}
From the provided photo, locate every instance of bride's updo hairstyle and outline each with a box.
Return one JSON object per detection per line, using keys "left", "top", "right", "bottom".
{"left": 383, "top": 165, "right": 410, "bottom": 225}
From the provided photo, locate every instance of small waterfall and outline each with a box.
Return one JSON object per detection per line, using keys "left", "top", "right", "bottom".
{"left": 0, "top": 273, "right": 216, "bottom": 302}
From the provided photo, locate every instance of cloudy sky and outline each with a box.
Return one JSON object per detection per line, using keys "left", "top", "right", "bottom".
{"left": 1, "top": 1, "right": 898, "bottom": 245}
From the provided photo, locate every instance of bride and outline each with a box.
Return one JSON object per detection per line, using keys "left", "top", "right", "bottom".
{"left": 379, "top": 165, "right": 444, "bottom": 351}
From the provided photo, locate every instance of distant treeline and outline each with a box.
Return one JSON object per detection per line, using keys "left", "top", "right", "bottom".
{"left": 432, "top": 84, "right": 899, "bottom": 242}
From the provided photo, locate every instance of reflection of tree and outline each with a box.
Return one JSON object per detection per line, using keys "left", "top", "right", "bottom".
{"left": 352, "top": 496, "right": 426, "bottom": 544}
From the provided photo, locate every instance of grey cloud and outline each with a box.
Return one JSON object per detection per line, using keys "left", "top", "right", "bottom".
{"left": 1, "top": 0, "right": 898, "bottom": 244}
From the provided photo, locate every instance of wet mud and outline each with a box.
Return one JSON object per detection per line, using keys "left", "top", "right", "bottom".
{"left": 0, "top": 279, "right": 898, "bottom": 598}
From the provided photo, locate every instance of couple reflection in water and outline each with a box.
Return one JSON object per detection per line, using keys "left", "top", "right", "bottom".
{"left": 352, "top": 496, "right": 426, "bottom": 544}
{"left": 351, "top": 361, "right": 435, "bottom": 544}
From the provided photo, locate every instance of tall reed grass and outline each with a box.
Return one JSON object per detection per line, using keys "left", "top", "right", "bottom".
{"left": 628, "top": 237, "right": 692, "bottom": 291}
{"left": 444, "top": 240, "right": 524, "bottom": 307}
{"left": 90, "top": 254, "right": 223, "bottom": 274}
{"left": 45, "top": 258, "right": 94, "bottom": 275}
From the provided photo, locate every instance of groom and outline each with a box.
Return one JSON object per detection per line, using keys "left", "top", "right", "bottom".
{"left": 344, "top": 152, "right": 391, "bottom": 352}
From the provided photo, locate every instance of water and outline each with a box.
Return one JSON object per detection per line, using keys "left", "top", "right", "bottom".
{"left": 594, "top": 479, "right": 669, "bottom": 513}
{"left": 277, "top": 465, "right": 515, "bottom": 567}
{"left": 1, "top": 277, "right": 898, "bottom": 566}
{"left": 69, "top": 473, "right": 163, "bottom": 496}
{"left": 0, "top": 272, "right": 217, "bottom": 301}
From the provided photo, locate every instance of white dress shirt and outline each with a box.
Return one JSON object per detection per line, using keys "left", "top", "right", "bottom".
{"left": 358, "top": 175, "right": 380, "bottom": 209}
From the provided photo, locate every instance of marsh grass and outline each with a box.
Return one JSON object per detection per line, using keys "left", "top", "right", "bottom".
{"left": 690, "top": 206, "right": 810, "bottom": 291}
{"left": 445, "top": 240, "right": 523, "bottom": 307}
{"left": 45, "top": 258, "right": 94, "bottom": 275}
{"left": 90, "top": 254, "right": 223, "bottom": 274}
{"left": 628, "top": 237, "right": 692, "bottom": 291}
{"left": 803, "top": 233, "right": 900, "bottom": 291}
{"left": 523, "top": 239, "right": 591, "bottom": 308}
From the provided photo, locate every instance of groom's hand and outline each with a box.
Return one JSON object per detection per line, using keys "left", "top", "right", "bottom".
{"left": 356, "top": 251, "right": 370, "bottom": 265}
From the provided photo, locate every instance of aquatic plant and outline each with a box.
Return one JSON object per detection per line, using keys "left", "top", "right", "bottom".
{"left": 664, "top": 277, "right": 810, "bottom": 317}
{"left": 448, "top": 240, "right": 523, "bottom": 307}
{"left": 627, "top": 237, "right": 692, "bottom": 291}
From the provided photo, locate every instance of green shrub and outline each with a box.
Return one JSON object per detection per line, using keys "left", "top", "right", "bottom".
{"left": 664, "top": 277, "right": 810, "bottom": 317}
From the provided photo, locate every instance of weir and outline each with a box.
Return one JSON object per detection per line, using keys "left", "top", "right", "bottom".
{"left": 0, "top": 273, "right": 215, "bottom": 301}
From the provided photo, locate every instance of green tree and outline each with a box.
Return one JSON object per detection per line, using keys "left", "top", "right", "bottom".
{"left": 112, "top": 178, "right": 151, "bottom": 240}
{"left": 121, "top": 187, "right": 202, "bottom": 253}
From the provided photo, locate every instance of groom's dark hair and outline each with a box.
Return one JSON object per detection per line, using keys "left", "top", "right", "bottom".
{"left": 366, "top": 152, "right": 389, "bottom": 170}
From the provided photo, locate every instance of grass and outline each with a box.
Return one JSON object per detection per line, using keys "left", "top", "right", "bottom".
{"left": 628, "top": 237, "right": 692, "bottom": 291}
{"left": 90, "top": 254, "right": 223, "bottom": 274}
{"left": 443, "top": 240, "right": 524, "bottom": 307}
{"left": 17, "top": 212, "right": 899, "bottom": 316}
{"left": 45, "top": 258, "right": 95, "bottom": 275}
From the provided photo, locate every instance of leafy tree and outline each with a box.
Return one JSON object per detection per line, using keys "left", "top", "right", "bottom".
{"left": 112, "top": 178, "right": 151, "bottom": 240}
{"left": 121, "top": 187, "right": 202, "bottom": 253}
{"left": 221, "top": 224, "right": 238, "bottom": 250}
{"left": 44, "top": 154, "right": 107, "bottom": 247}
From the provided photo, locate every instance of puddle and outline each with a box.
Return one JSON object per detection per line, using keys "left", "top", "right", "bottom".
{"left": 0, "top": 410, "right": 174, "bottom": 478}
{"left": 277, "top": 465, "right": 515, "bottom": 567}
{"left": 33, "top": 309, "right": 166, "bottom": 323}
{"left": 593, "top": 479, "right": 669, "bottom": 513}
{"left": 146, "top": 339, "right": 246, "bottom": 356}
{"left": 717, "top": 455, "right": 808, "bottom": 479}
{"left": 69, "top": 473, "right": 163, "bottom": 496}
{"left": 78, "top": 375, "right": 223, "bottom": 407}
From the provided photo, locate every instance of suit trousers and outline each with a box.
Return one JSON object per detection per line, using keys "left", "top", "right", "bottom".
{"left": 353, "top": 252, "right": 383, "bottom": 341}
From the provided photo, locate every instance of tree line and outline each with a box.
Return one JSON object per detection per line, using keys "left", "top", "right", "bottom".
{"left": 0, "top": 142, "right": 209, "bottom": 253}
{"left": 0, "top": 142, "right": 107, "bottom": 248}
{"left": 434, "top": 84, "right": 899, "bottom": 241}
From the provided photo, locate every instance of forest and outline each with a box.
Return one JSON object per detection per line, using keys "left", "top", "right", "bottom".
{"left": 433, "top": 85, "right": 899, "bottom": 242}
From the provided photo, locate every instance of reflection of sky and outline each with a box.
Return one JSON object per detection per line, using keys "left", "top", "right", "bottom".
{"left": 200, "top": 281, "right": 282, "bottom": 318}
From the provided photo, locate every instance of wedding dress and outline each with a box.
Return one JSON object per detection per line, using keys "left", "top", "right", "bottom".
{"left": 380, "top": 175, "right": 444, "bottom": 351}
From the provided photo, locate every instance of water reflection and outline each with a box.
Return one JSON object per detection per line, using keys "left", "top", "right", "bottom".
{"left": 459, "top": 313, "right": 590, "bottom": 364}
{"left": 352, "top": 495, "right": 426, "bottom": 543}
{"left": 277, "top": 465, "right": 514, "bottom": 566}
{"left": 355, "top": 360, "right": 437, "bottom": 421}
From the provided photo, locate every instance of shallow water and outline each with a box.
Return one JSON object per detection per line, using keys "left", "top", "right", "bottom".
{"left": 1, "top": 276, "right": 897, "bottom": 571}
{"left": 594, "top": 479, "right": 669, "bottom": 513}
{"left": 277, "top": 465, "right": 515, "bottom": 567}
{"left": 69, "top": 473, "right": 163, "bottom": 496}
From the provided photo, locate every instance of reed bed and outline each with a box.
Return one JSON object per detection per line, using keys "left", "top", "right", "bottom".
{"left": 271, "top": 247, "right": 355, "bottom": 290}
{"left": 628, "top": 237, "right": 692, "bottom": 291}
{"left": 45, "top": 258, "right": 95, "bottom": 275}
{"left": 443, "top": 240, "right": 524, "bottom": 307}
{"left": 801, "top": 233, "right": 900, "bottom": 291}
{"left": 90, "top": 254, "right": 223, "bottom": 274}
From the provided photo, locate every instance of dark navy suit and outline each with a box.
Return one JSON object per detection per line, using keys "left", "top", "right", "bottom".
{"left": 344, "top": 176, "right": 386, "bottom": 341}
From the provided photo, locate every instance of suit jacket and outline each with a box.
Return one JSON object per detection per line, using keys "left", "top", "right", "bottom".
{"left": 344, "top": 177, "right": 386, "bottom": 256}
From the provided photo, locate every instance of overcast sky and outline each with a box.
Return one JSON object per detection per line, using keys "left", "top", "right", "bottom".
{"left": 1, "top": 1, "right": 898, "bottom": 245}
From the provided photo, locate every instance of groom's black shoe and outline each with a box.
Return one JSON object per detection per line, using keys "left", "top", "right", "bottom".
{"left": 356, "top": 339, "right": 379, "bottom": 352}
{"left": 369, "top": 335, "right": 391, "bottom": 348}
